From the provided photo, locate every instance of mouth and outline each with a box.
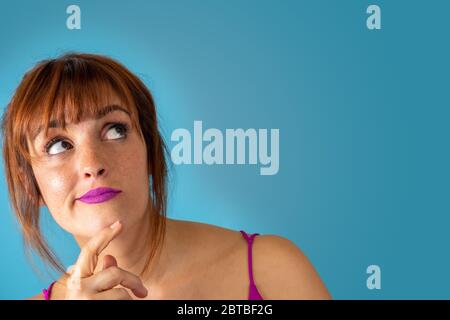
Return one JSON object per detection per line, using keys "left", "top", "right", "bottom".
{"left": 77, "top": 187, "right": 122, "bottom": 204}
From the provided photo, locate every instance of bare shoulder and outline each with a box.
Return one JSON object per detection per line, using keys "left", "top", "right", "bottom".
{"left": 172, "top": 218, "right": 243, "bottom": 246}
{"left": 26, "top": 276, "right": 68, "bottom": 300}
{"left": 252, "top": 234, "right": 332, "bottom": 299}
{"left": 27, "top": 293, "right": 44, "bottom": 300}
{"left": 172, "top": 218, "right": 252, "bottom": 259}
{"left": 173, "top": 219, "right": 331, "bottom": 299}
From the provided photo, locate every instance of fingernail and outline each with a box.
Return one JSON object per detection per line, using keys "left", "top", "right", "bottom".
{"left": 110, "top": 220, "right": 120, "bottom": 229}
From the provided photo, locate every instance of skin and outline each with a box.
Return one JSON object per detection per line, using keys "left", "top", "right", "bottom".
{"left": 26, "top": 95, "right": 331, "bottom": 300}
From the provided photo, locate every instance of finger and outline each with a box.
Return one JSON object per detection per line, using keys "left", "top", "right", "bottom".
{"left": 72, "top": 221, "right": 122, "bottom": 279}
{"left": 94, "top": 288, "right": 133, "bottom": 300}
{"left": 87, "top": 266, "right": 148, "bottom": 298}
{"left": 102, "top": 255, "right": 118, "bottom": 270}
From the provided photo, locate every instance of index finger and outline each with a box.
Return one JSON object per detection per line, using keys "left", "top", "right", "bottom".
{"left": 71, "top": 221, "right": 123, "bottom": 280}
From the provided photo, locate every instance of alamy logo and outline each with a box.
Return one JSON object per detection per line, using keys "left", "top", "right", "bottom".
{"left": 66, "top": 5, "right": 81, "bottom": 30}
{"left": 366, "top": 265, "right": 381, "bottom": 290}
{"left": 366, "top": 5, "right": 381, "bottom": 30}
{"left": 170, "top": 121, "right": 279, "bottom": 176}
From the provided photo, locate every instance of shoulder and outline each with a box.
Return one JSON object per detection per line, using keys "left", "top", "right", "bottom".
{"left": 251, "top": 234, "right": 332, "bottom": 299}
{"left": 27, "top": 292, "right": 44, "bottom": 300}
{"left": 179, "top": 219, "right": 331, "bottom": 299}
{"left": 171, "top": 218, "right": 242, "bottom": 247}
{"left": 26, "top": 277, "right": 68, "bottom": 300}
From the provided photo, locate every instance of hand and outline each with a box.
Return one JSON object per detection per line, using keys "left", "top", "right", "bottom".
{"left": 65, "top": 221, "right": 148, "bottom": 300}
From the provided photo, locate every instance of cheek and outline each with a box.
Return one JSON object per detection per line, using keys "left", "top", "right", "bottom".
{"left": 119, "top": 140, "right": 149, "bottom": 205}
{"left": 36, "top": 168, "right": 74, "bottom": 207}
{"left": 125, "top": 159, "right": 148, "bottom": 195}
{"left": 47, "top": 175, "right": 68, "bottom": 190}
{"left": 33, "top": 168, "right": 76, "bottom": 228}
{"left": 120, "top": 138, "right": 148, "bottom": 179}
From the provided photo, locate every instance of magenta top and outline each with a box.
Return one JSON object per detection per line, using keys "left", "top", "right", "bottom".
{"left": 239, "top": 230, "right": 264, "bottom": 300}
{"left": 42, "top": 281, "right": 55, "bottom": 301}
{"left": 43, "top": 230, "right": 264, "bottom": 300}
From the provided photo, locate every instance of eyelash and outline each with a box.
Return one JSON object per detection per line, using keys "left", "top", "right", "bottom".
{"left": 43, "top": 122, "right": 130, "bottom": 155}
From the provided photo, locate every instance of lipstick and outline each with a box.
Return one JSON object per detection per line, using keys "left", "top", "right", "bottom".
{"left": 77, "top": 187, "right": 122, "bottom": 204}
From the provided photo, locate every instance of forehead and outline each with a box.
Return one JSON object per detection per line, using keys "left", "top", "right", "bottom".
{"left": 29, "top": 103, "right": 132, "bottom": 143}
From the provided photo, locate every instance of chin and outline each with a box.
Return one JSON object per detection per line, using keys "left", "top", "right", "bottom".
{"left": 75, "top": 215, "right": 123, "bottom": 238}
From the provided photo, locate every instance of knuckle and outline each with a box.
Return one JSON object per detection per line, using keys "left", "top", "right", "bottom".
{"left": 107, "top": 266, "right": 122, "bottom": 279}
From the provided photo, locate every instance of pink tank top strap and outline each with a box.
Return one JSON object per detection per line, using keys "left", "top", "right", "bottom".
{"left": 239, "top": 230, "right": 264, "bottom": 300}
{"left": 42, "top": 281, "right": 56, "bottom": 300}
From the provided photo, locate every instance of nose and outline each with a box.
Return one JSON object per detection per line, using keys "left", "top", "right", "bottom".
{"left": 79, "top": 144, "right": 108, "bottom": 180}
{"left": 84, "top": 167, "right": 106, "bottom": 179}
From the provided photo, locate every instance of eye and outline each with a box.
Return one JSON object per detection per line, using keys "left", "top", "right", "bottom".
{"left": 105, "top": 123, "right": 129, "bottom": 140}
{"left": 45, "top": 138, "right": 72, "bottom": 156}
{"left": 44, "top": 122, "right": 129, "bottom": 156}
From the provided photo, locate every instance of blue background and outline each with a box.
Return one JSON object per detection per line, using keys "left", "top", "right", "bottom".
{"left": 0, "top": 0, "right": 449, "bottom": 299}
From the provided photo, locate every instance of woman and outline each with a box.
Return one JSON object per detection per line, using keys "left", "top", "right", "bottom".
{"left": 1, "top": 53, "right": 331, "bottom": 300}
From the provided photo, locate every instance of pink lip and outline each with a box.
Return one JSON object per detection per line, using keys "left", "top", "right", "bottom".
{"left": 77, "top": 187, "right": 122, "bottom": 204}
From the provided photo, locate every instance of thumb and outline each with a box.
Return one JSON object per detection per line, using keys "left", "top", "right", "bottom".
{"left": 102, "top": 254, "right": 118, "bottom": 270}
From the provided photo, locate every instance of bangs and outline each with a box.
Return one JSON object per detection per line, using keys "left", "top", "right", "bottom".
{"left": 17, "top": 56, "right": 142, "bottom": 160}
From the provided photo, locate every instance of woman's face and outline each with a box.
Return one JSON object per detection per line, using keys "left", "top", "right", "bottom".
{"left": 27, "top": 97, "right": 150, "bottom": 239}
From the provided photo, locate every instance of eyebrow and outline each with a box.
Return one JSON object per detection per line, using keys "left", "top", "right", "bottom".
{"left": 32, "top": 104, "right": 131, "bottom": 142}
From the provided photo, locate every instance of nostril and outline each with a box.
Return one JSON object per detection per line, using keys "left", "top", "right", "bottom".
{"left": 84, "top": 168, "right": 105, "bottom": 178}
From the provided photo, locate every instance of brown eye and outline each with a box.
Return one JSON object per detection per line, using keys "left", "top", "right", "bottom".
{"left": 105, "top": 123, "right": 128, "bottom": 140}
{"left": 45, "top": 139, "right": 72, "bottom": 155}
